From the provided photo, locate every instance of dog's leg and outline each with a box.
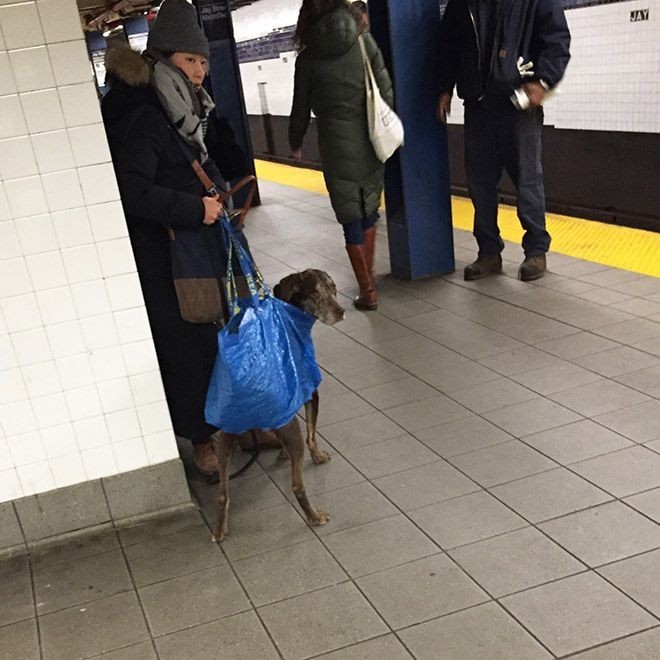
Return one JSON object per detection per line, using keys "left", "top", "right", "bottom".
{"left": 275, "top": 418, "right": 329, "bottom": 526}
{"left": 305, "top": 390, "right": 330, "bottom": 464}
{"left": 212, "top": 431, "right": 238, "bottom": 542}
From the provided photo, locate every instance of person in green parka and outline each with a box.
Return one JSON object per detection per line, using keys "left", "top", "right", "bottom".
{"left": 289, "top": 0, "right": 394, "bottom": 311}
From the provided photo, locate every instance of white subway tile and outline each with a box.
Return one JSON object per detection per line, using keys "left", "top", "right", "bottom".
{"left": 73, "top": 415, "right": 110, "bottom": 451}
{"left": 87, "top": 201, "right": 128, "bottom": 241}
{"left": 0, "top": 400, "right": 37, "bottom": 435}
{"left": 61, "top": 244, "right": 102, "bottom": 283}
{"left": 4, "top": 175, "right": 48, "bottom": 218}
{"left": 63, "top": 384, "right": 102, "bottom": 421}
{"left": 32, "top": 391, "right": 69, "bottom": 427}
{"left": 78, "top": 163, "right": 121, "bottom": 205}
{"left": 42, "top": 421, "right": 78, "bottom": 458}
{"left": 105, "top": 273, "right": 144, "bottom": 311}
{"left": 30, "top": 129, "right": 75, "bottom": 173}
{"left": 97, "top": 237, "right": 136, "bottom": 277}
{"left": 42, "top": 169, "right": 84, "bottom": 212}
{"left": 129, "top": 370, "right": 165, "bottom": 407}
{"left": 88, "top": 346, "right": 125, "bottom": 383}
{"left": 80, "top": 313, "right": 119, "bottom": 350}
{"left": 0, "top": 368, "right": 27, "bottom": 404}
{"left": 71, "top": 279, "right": 111, "bottom": 318}
{"left": 82, "top": 445, "right": 118, "bottom": 479}
{"left": 15, "top": 213, "right": 58, "bottom": 254}
{"left": 136, "top": 400, "right": 172, "bottom": 436}
{"left": 6, "top": 430, "right": 47, "bottom": 466}
{"left": 46, "top": 320, "right": 85, "bottom": 357}
{"left": 0, "top": 220, "right": 23, "bottom": 259}
{"left": 37, "top": 0, "right": 84, "bottom": 44}
{"left": 48, "top": 40, "right": 92, "bottom": 86}
{"left": 112, "top": 438, "right": 148, "bottom": 472}
{"left": 0, "top": 95, "right": 27, "bottom": 139}
{"left": 113, "top": 307, "right": 152, "bottom": 344}
{"left": 17, "top": 460, "right": 55, "bottom": 495}
{"left": 1, "top": 292, "right": 41, "bottom": 332}
{"left": 0, "top": 257, "right": 32, "bottom": 297}
{"left": 36, "top": 286, "right": 77, "bottom": 324}
{"left": 20, "top": 89, "right": 65, "bottom": 133}
{"left": 51, "top": 206, "right": 93, "bottom": 248}
{"left": 55, "top": 352, "right": 93, "bottom": 390}
{"left": 0, "top": 335, "right": 18, "bottom": 369}
{"left": 121, "top": 339, "right": 159, "bottom": 376}
{"left": 0, "top": 18, "right": 4, "bottom": 49}
{"left": 49, "top": 451, "right": 86, "bottom": 488}
{"left": 0, "top": 469, "right": 23, "bottom": 502}
{"left": 8, "top": 46, "right": 55, "bottom": 92}
{"left": 0, "top": 52, "right": 17, "bottom": 95}
{"left": 97, "top": 377, "right": 134, "bottom": 414}
{"left": 21, "top": 360, "right": 60, "bottom": 397}
{"left": 0, "top": 2, "right": 44, "bottom": 49}
{"left": 105, "top": 408, "right": 141, "bottom": 443}
{"left": 11, "top": 326, "right": 51, "bottom": 364}
{"left": 0, "top": 440, "right": 14, "bottom": 471}
{"left": 0, "top": 183, "right": 11, "bottom": 220}
{"left": 0, "top": 135, "right": 38, "bottom": 179}
{"left": 67, "top": 124, "right": 111, "bottom": 167}
{"left": 57, "top": 82, "right": 102, "bottom": 127}
{"left": 25, "top": 250, "right": 68, "bottom": 289}
{"left": 144, "top": 431, "right": 179, "bottom": 464}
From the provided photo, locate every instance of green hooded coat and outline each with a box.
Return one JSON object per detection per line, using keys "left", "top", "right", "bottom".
{"left": 289, "top": 8, "right": 394, "bottom": 225}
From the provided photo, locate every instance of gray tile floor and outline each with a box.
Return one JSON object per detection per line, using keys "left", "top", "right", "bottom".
{"left": 2, "top": 180, "right": 660, "bottom": 659}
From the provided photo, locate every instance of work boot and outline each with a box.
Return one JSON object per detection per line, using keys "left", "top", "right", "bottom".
{"left": 463, "top": 254, "right": 503, "bottom": 281}
{"left": 519, "top": 254, "right": 547, "bottom": 281}
{"left": 345, "top": 243, "right": 378, "bottom": 311}
{"left": 193, "top": 439, "right": 219, "bottom": 476}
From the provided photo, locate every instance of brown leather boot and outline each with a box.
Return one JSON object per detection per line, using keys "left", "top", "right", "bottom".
{"left": 346, "top": 243, "right": 378, "bottom": 311}
{"left": 363, "top": 226, "right": 377, "bottom": 281}
{"left": 193, "top": 439, "right": 219, "bottom": 476}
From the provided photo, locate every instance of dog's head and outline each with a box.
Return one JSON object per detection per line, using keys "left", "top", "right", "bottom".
{"left": 273, "top": 269, "right": 345, "bottom": 325}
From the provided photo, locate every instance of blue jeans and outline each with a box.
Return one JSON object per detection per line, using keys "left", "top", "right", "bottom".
{"left": 464, "top": 98, "right": 550, "bottom": 257}
{"left": 342, "top": 212, "right": 379, "bottom": 246}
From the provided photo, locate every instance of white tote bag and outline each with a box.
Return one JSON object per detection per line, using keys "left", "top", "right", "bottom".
{"left": 358, "top": 35, "right": 404, "bottom": 163}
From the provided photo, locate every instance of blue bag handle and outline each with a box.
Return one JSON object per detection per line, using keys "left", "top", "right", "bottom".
{"left": 218, "top": 213, "right": 269, "bottom": 317}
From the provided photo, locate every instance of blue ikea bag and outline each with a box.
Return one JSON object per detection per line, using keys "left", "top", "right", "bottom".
{"left": 205, "top": 215, "right": 322, "bottom": 434}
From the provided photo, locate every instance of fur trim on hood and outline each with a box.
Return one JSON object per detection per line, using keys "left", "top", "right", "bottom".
{"left": 105, "top": 47, "right": 150, "bottom": 87}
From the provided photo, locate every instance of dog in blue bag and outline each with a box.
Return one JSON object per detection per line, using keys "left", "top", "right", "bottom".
{"left": 205, "top": 215, "right": 344, "bottom": 541}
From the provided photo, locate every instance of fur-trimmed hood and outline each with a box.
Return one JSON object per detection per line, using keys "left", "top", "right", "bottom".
{"left": 105, "top": 47, "right": 150, "bottom": 87}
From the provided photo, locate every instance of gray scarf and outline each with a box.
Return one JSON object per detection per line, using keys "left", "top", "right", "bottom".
{"left": 150, "top": 58, "right": 215, "bottom": 162}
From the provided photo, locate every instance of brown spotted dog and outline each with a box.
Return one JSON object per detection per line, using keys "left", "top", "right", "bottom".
{"left": 212, "top": 269, "right": 344, "bottom": 542}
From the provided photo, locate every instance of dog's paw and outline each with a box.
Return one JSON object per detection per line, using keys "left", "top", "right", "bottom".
{"left": 311, "top": 449, "right": 331, "bottom": 465}
{"left": 211, "top": 530, "right": 227, "bottom": 543}
{"left": 276, "top": 449, "right": 289, "bottom": 462}
{"left": 310, "top": 510, "right": 330, "bottom": 526}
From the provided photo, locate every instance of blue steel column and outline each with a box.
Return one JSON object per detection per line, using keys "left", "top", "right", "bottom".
{"left": 369, "top": 0, "right": 454, "bottom": 279}
{"left": 195, "top": 0, "right": 260, "bottom": 206}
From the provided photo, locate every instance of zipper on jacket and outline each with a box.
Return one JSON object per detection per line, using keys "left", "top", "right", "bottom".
{"left": 467, "top": 1, "right": 485, "bottom": 100}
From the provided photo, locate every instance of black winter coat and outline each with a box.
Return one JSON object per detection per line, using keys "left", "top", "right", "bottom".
{"left": 102, "top": 57, "right": 249, "bottom": 443}
{"left": 438, "top": 0, "right": 570, "bottom": 100}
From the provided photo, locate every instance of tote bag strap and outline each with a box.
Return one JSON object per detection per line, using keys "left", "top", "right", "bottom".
{"left": 358, "top": 35, "right": 379, "bottom": 98}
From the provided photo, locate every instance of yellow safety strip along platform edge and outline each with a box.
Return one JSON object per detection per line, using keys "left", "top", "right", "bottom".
{"left": 255, "top": 159, "right": 660, "bottom": 279}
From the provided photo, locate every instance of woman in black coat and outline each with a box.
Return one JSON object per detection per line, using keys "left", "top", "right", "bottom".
{"left": 101, "top": 0, "right": 249, "bottom": 475}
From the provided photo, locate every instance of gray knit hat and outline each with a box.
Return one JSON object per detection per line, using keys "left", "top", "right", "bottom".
{"left": 147, "top": 0, "right": 209, "bottom": 58}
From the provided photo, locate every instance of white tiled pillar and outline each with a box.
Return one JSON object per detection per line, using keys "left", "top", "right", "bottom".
{"left": 0, "top": 0, "right": 179, "bottom": 503}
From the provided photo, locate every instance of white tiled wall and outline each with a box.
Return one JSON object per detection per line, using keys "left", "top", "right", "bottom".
{"left": 240, "top": 53, "right": 297, "bottom": 117}
{"left": 0, "top": 0, "right": 178, "bottom": 503}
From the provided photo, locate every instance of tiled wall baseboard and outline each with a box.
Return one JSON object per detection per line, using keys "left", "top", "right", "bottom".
{"left": 0, "top": 458, "right": 193, "bottom": 557}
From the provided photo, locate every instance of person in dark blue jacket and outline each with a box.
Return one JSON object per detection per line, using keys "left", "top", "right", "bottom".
{"left": 437, "top": 0, "right": 570, "bottom": 281}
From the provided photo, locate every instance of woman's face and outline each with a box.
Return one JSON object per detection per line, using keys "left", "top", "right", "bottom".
{"left": 170, "top": 52, "right": 208, "bottom": 88}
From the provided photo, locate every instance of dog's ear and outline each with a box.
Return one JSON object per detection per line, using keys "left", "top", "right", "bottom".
{"left": 274, "top": 272, "right": 303, "bottom": 302}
